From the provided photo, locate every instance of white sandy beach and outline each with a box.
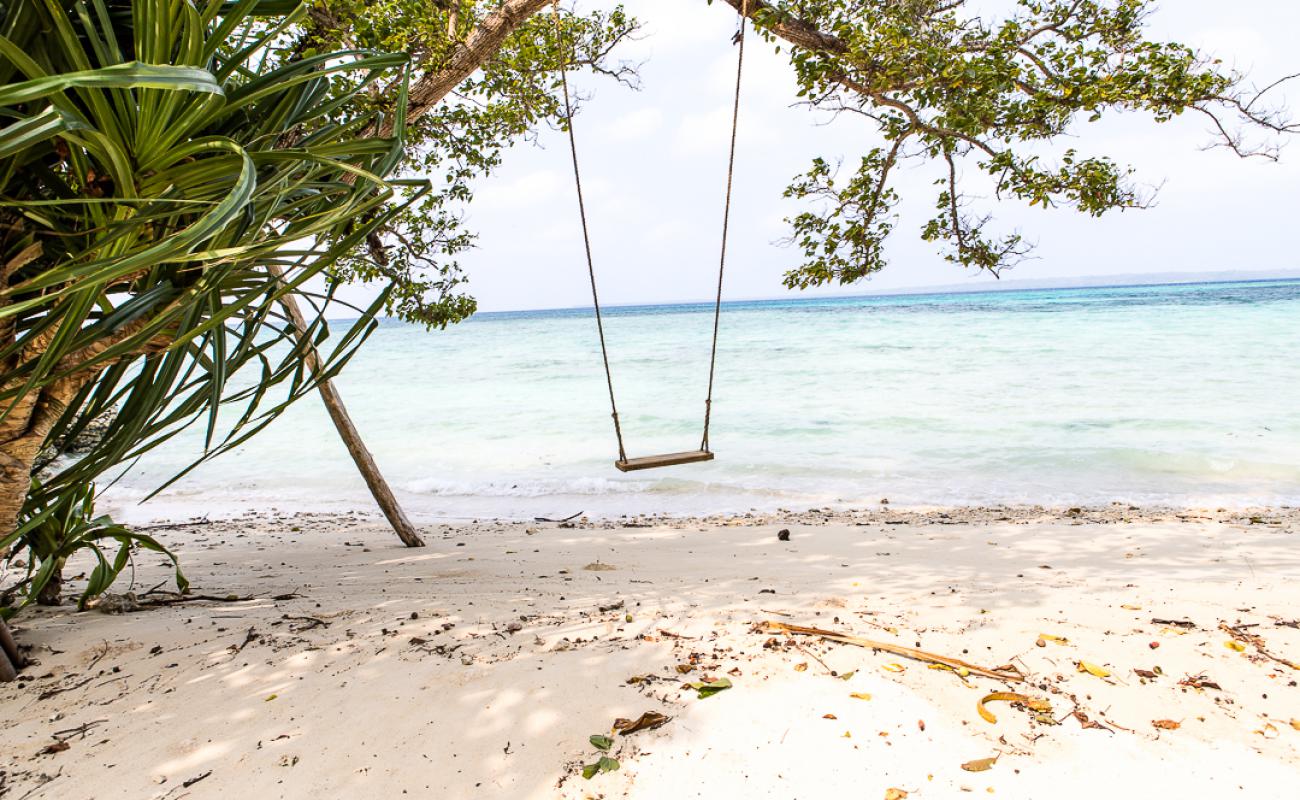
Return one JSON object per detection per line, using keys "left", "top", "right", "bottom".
{"left": 2, "top": 506, "right": 1298, "bottom": 798}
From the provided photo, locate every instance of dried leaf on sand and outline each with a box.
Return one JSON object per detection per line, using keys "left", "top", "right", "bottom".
{"left": 1076, "top": 661, "right": 1111, "bottom": 678}
{"left": 613, "top": 711, "right": 671, "bottom": 736}
{"left": 977, "top": 692, "right": 1052, "bottom": 724}
{"left": 961, "top": 755, "right": 999, "bottom": 772}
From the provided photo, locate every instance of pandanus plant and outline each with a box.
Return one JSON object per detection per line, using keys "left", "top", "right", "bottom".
{"left": 0, "top": 0, "right": 421, "bottom": 609}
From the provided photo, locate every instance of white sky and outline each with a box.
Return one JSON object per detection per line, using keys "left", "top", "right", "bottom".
{"left": 347, "top": 1, "right": 1300, "bottom": 314}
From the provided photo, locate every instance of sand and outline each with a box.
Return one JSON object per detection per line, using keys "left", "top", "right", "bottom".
{"left": 2, "top": 505, "right": 1299, "bottom": 799}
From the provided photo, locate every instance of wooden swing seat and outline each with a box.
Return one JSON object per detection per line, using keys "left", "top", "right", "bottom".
{"left": 615, "top": 450, "right": 714, "bottom": 472}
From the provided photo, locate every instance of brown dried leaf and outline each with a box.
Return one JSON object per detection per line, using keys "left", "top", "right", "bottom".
{"left": 613, "top": 711, "right": 671, "bottom": 736}
{"left": 885, "top": 789, "right": 909, "bottom": 800}
{"left": 1179, "top": 674, "right": 1222, "bottom": 691}
{"left": 1152, "top": 719, "right": 1181, "bottom": 730}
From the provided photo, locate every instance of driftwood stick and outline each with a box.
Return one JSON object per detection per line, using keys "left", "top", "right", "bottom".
{"left": 760, "top": 620, "right": 1024, "bottom": 683}
{"left": 267, "top": 265, "right": 424, "bottom": 548}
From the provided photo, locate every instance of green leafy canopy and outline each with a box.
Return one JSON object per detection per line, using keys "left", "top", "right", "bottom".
{"left": 305, "top": 0, "right": 1294, "bottom": 305}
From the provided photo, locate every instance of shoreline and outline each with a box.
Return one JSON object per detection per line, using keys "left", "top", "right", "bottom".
{"left": 2, "top": 507, "right": 1298, "bottom": 797}
{"left": 104, "top": 501, "right": 1300, "bottom": 530}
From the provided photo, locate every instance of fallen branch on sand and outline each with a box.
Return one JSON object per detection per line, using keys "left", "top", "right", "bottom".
{"left": 534, "top": 511, "right": 583, "bottom": 523}
{"left": 1221, "top": 622, "right": 1300, "bottom": 671}
{"left": 759, "top": 621, "right": 1024, "bottom": 683}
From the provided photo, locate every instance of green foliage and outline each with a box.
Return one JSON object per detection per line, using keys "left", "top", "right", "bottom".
{"left": 2, "top": 480, "right": 185, "bottom": 614}
{"left": 1, "top": 0, "right": 421, "bottom": 592}
{"left": 295, "top": 0, "right": 640, "bottom": 327}
{"left": 747, "top": 0, "right": 1294, "bottom": 286}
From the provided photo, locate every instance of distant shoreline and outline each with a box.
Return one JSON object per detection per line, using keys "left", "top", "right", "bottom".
{"left": 430, "top": 271, "right": 1300, "bottom": 321}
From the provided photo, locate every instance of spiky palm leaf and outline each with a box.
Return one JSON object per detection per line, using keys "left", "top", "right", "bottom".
{"left": 0, "top": 0, "right": 419, "bottom": 570}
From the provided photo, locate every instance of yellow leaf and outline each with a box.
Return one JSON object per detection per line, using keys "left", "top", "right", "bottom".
{"left": 1120, "top": 604, "right": 1142, "bottom": 611}
{"left": 850, "top": 692, "right": 873, "bottom": 701}
{"left": 794, "top": 662, "right": 808, "bottom": 672}
{"left": 1225, "top": 640, "right": 1246, "bottom": 652}
{"left": 961, "top": 756, "right": 999, "bottom": 772}
{"left": 1039, "top": 633, "right": 1069, "bottom": 644}
{"left": 882, "top": 663, "right": 906, "bottom": 673}
{"left": 977, "top": 692, "right": 1053, "bottom": 724}
{"left": 1077, "top": 661, "right": 1111, "bottom": 678}
{"left": 1290, "top": 719, "right": 1300, "bottom": 731}
{"left": 265, "top": 694, "right": 277, "bottom": 702}
{"left": 842, "top": 730, "right": 852, "bottom": 738}
{"left": 885, "top": 790, "right": 909, "bottom": 800}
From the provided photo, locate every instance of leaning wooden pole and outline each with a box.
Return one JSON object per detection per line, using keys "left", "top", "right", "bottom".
{"left": 268, "top": 266, "right": 424, "bottom": 548}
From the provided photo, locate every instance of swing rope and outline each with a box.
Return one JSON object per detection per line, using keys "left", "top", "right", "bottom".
{"left": 551, "top": 0, "right": 747, "bottom": 464}
{"left": 702, "top": 0, "right": 748, "bottom": 452}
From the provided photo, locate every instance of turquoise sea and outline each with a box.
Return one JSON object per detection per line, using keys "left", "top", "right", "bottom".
{"left": 102, "top": 279, "right": 1300, "bottom": 521}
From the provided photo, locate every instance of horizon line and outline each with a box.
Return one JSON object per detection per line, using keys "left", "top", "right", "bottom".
{"left": 460, "top": 269, "right": 1300, "bottom": 319}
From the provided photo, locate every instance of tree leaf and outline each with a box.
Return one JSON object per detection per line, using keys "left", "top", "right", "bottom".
{"left": 589, "top": 734, "right": 613, "bottom": 751}
{"left": 976, "top": 692, "right": 1052, "bottom": 724}
{"left": 580, "top": 756, "right": 620, "bottom": 779}
{"left": 686, "top": 677, "right": 732, "bottom": 698}
{"left": 961, "top": 756, "right": 999, "bottom": 772}
{"left": 1077, "top": 661, "right": 1111, "bottom": 678}
{"left": 1152, "top": 719, "right": 1180, "bottom": 730}
{"left": 613, "top": 711, "right": 670, "bottom": 736}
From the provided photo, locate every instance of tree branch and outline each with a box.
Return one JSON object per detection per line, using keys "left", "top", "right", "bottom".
{"left": 376, "top": 0, "right": 557, "bottom": 137}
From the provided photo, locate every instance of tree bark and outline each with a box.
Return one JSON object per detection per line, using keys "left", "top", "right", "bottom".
{"left": 0, "top": 619, "right": 18, "bottom": 681}
{"left": 376, "top": 0, "right": 556, "bottom": 137}
{"left": 1, "top": 316, "right": 154, "bottom": 569}
{"left": 374, "top": 0, "right": 845, "bottom": 139}
{"left": 267, "top": 266, "right": 424, "bottom": 548}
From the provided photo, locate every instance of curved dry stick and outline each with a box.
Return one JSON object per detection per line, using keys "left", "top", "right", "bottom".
{"left": 760, "top": 620, "right": 1024, "bottom": 683}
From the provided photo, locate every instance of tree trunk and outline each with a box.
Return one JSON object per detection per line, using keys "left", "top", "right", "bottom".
{"left": 0, "top": 617, "right": 21, "bottom": 681}
{"left": 267, "top": 266, "right": 424, "bottom": 548}
{"left": 0, "top": 432, "right": 43, "bottom": 552}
